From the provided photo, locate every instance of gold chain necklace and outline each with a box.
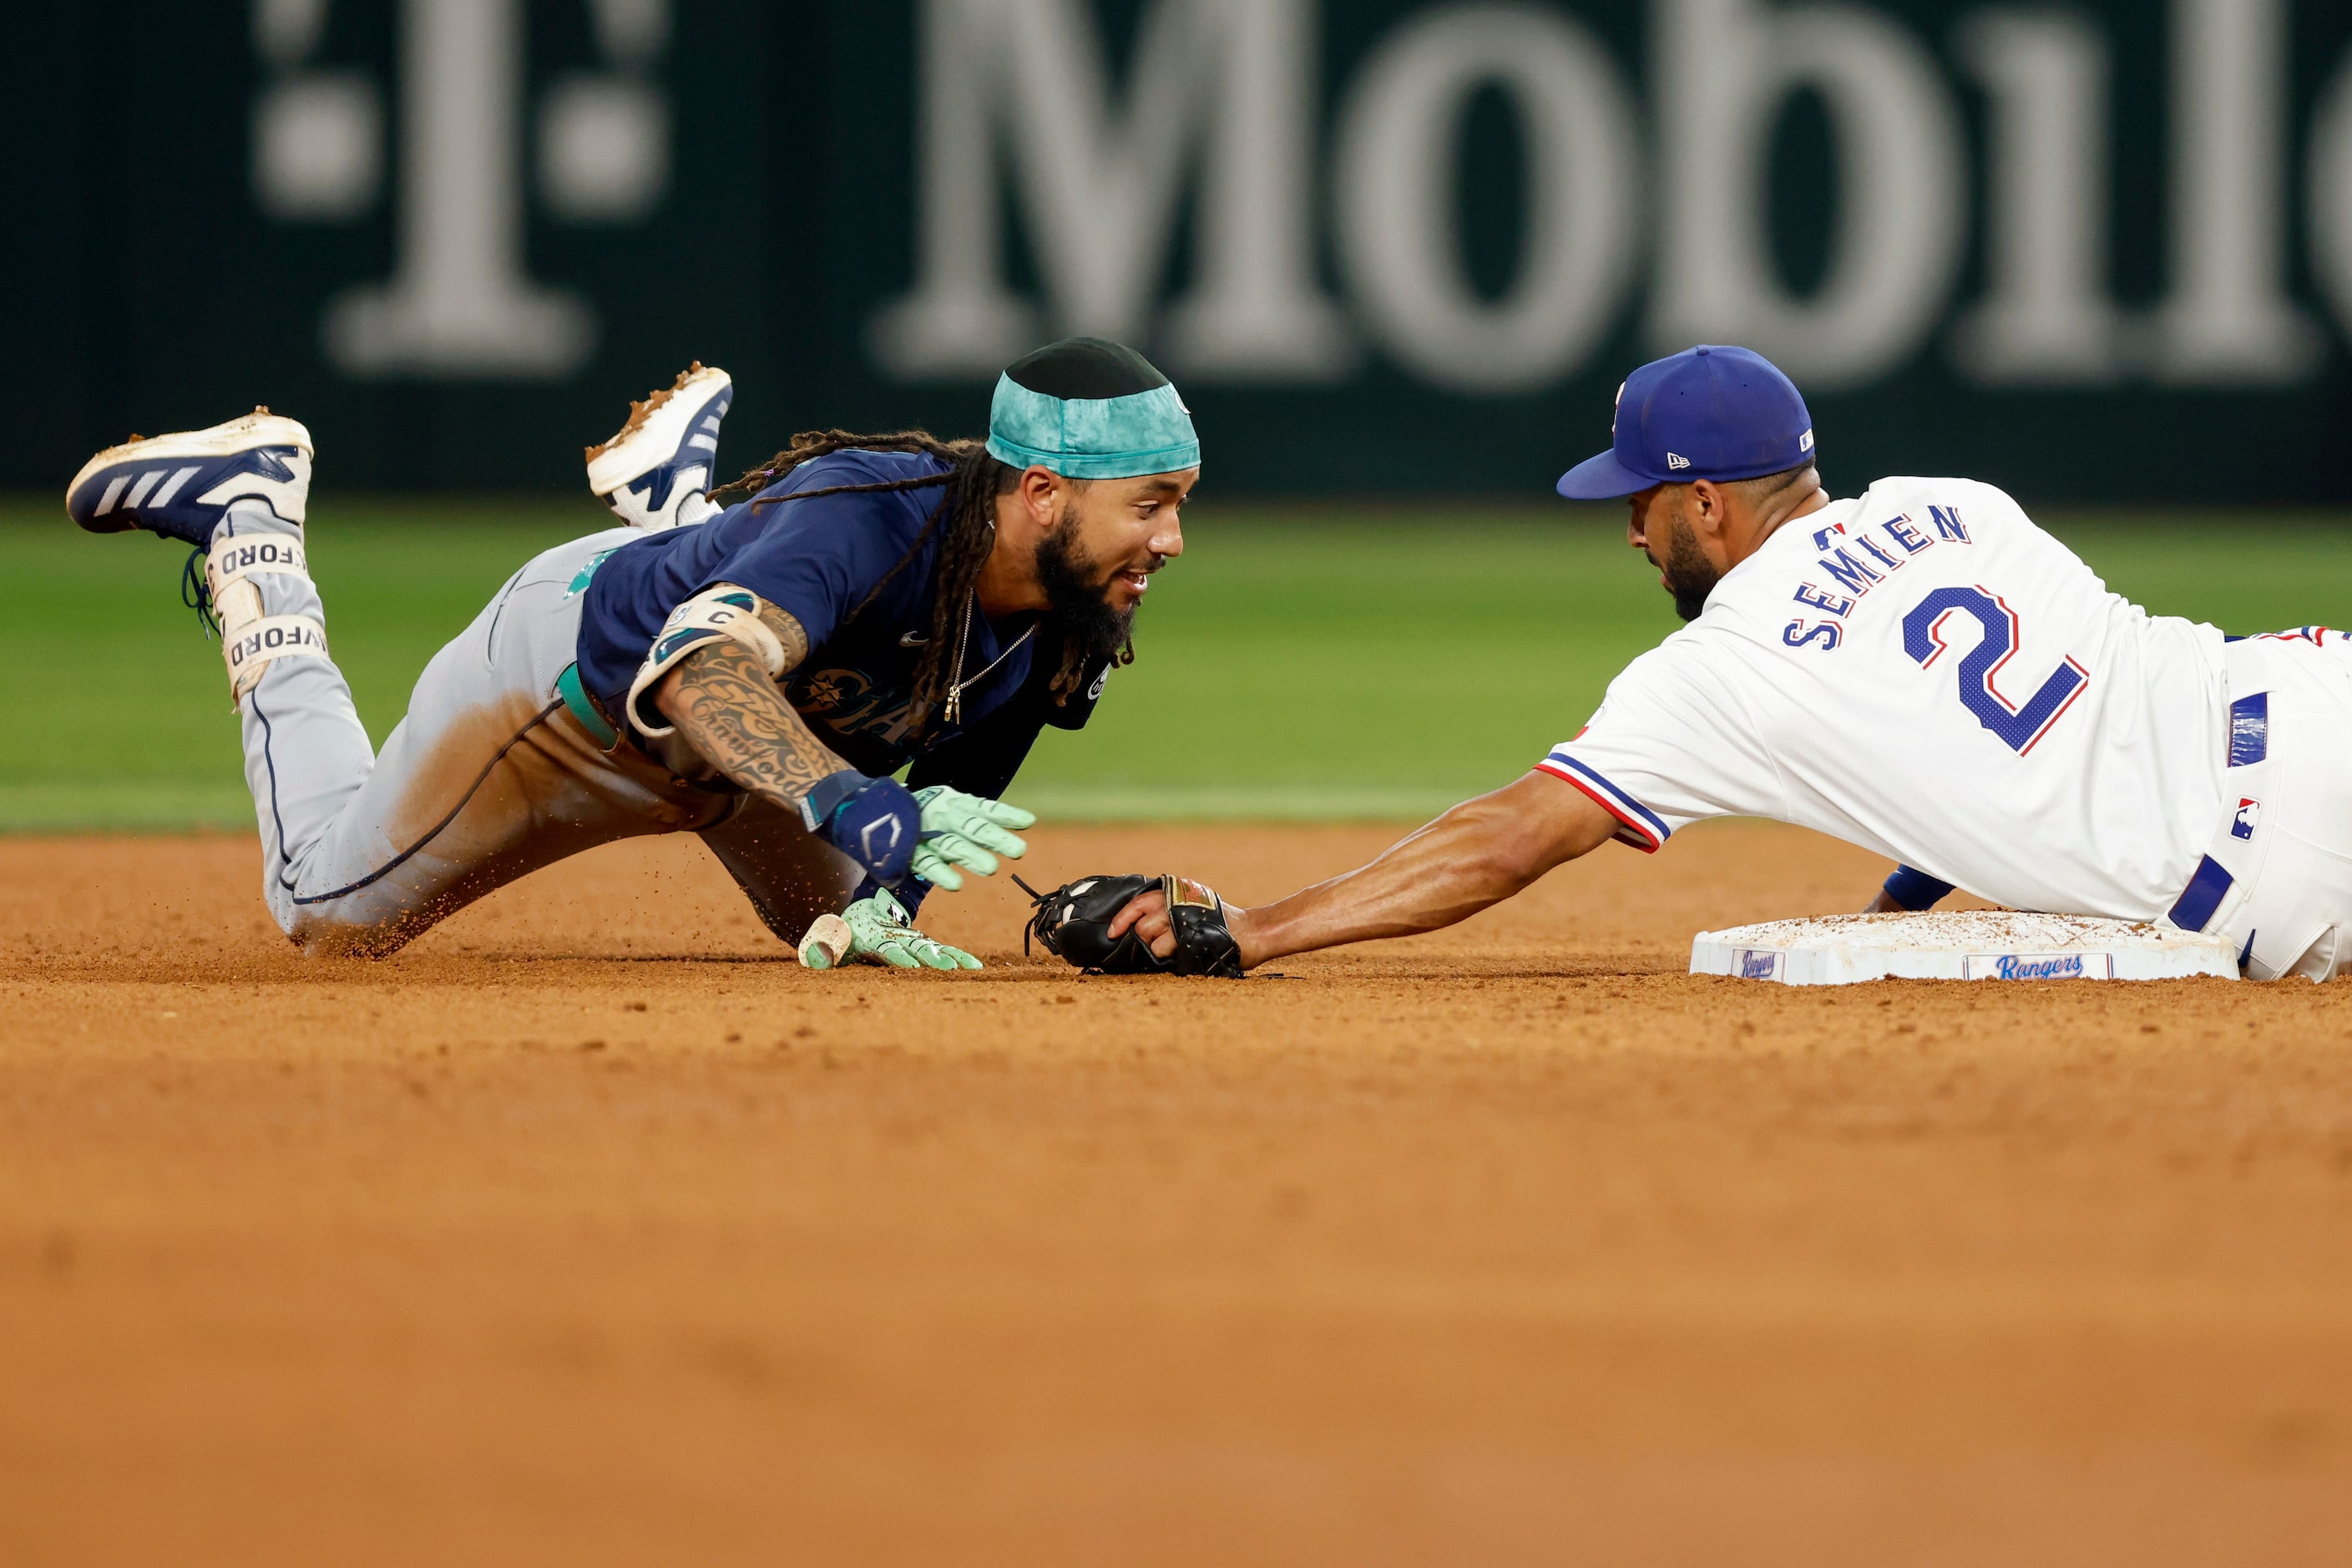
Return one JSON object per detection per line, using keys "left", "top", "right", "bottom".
{"left": 943, "top": 591, "right": 1035, "bottom": 726}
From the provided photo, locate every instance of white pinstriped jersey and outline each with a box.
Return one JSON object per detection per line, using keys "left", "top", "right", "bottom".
{"left": 1543, "top": 478, "right": 2233, "bottom": 921}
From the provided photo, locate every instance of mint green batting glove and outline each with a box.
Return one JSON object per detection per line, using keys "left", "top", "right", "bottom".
{"left": 798, "top": 890, "right": 982, "bottom": 972}
{"left": 908, "top": 785, "right": 1035, "bottom": 892}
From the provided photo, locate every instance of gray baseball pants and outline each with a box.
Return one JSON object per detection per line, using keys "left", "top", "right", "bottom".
{"left": 219, "top": 503, "right": 858, "bottom": 956}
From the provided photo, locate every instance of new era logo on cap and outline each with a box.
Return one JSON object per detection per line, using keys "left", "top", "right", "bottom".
{"left": 1556, "top": 346, "right": 1816, "bottom": 501}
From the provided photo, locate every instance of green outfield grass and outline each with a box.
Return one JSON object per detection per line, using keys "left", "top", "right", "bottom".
{"left": 9, "top": 498, "right": 2352, "bottom": 830}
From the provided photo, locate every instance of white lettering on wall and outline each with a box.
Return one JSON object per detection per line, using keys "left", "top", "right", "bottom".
{"left": 2309, "top": 44, "right": 2352, "bottom": 341}
{"left": 326, "top": 0, "right": 594, "bottom": 377}
{"left": 589, "top": 0, "right": 670, "bottom": 59}
{"left": 254, "top": 75, "right": 382, "bottom": 220}
{"left": 1163, "top": 0, "right": 1351, "bottom": 377}
{"left": 870, "top": 0, "right": 1350, "bottom": 381}
{"left": 1649, "top": 0, "right": 1965, "bottom": 389}
{"left": 1950, "top": 11, "right": 2120, "bottom": 383}
{"left": 250, "top": 0, "right": 379, "bottom": 221}
{"left": 539, "top": 0, "right": 672, "bottom": 224}
{"left": 255, "top": 0, "right": 2352, "bottom": 393}
{"left": 539, "top": 76, "right": 669, "bottom": 222}
{"left": 254, "top": 0, "right": 330, "bottom": 59}
{"left": 2155, "top": 0, "right": 2320, "bottom": 382}
{"left": 1334, "top": 3, "right": 1638, "bottom": 393}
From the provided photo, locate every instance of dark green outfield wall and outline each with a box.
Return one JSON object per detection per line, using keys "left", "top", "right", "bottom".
{"left": 14, "top": 0, "right": 2352, "bottom": 501}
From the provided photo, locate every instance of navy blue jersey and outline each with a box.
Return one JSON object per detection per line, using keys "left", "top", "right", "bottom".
{"left": 574, "top": 448, "right": 1106, "bottom": 781}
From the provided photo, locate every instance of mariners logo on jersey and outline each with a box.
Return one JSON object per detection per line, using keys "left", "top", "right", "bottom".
{"left": 790, "top": 665, "right": 921, "bottom": 751}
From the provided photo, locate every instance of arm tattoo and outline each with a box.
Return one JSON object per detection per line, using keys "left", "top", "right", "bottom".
{"left": 752, "top": 599, "right": 806, "bottom": 650}
{"left": 655, "top": 604, "right": 848, "bottom": 808}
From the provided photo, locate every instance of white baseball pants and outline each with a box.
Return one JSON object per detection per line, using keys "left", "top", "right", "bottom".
{"left": 2177, "top": 632, "right": 2352, "bottom": 981}
{"left": 220, "top": 504, "right": 858, "bottom": 956}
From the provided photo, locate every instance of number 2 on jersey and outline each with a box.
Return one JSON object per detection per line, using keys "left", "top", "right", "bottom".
{"left": 1902, "top": 586, "right": 2088, "bottom": 755}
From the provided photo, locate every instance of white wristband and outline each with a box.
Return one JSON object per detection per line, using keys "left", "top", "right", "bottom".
{"left": 205, "top": 533, "right": 311, "bottom": 598}
{"left": 623, "top": 584, "right": 787, "bottom": 737}
{"left": 223, "top": 614, "right": 329, "bottom": 700}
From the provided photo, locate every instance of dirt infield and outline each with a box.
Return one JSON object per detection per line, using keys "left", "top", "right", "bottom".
{"left": 8, "top": 821, "right": 2352, "bottom": 1565}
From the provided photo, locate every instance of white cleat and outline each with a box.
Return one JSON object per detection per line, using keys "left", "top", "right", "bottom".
{"left": 67, "top": 408, "right": 314, "bottom": 548}
{"left": 586, "top": 362, "right": 733, "bottom": 531}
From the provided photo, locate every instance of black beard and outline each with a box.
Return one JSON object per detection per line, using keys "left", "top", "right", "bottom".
{"left": 1034, "top": 515, "right": 1139, "bottom": 664}
{"left": 1661, "top": 517, "right": 1720, "bottom": 623}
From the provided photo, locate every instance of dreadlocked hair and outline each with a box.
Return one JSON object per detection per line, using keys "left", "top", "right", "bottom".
{"left": 710, "top": 429, "right": 1133, "bottom": 738}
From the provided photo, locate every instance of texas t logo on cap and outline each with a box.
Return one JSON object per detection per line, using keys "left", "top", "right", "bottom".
{"left": 1556, "top": 345, "right": 1816, "bottom": 501}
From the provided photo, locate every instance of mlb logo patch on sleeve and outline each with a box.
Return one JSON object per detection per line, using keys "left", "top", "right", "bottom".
{"left": 2233, "top": 797, "right": 2261, "bottom": 841}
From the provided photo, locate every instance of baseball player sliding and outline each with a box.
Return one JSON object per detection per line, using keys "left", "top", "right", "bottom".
{"left": 1046, "top": 345, "right": 2352, "bottom": 983}
{"left": 67, "top": 337, "right": 1199, "bottom": 969}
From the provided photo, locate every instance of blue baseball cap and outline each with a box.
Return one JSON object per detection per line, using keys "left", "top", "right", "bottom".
{"left": 1555, "top": 346, "right": 1814, "bottom": 500}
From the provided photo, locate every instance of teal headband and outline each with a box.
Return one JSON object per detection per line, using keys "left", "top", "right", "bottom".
{"left": 985, "top": 375, "right": 1201, "bottom": 480}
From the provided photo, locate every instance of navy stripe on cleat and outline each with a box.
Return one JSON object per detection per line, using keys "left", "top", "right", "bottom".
{"left": 67, "top": 408, "right": 314, "bottom": 548}
{"left": 585, "top": 363, "right": 732, "bottom": 531}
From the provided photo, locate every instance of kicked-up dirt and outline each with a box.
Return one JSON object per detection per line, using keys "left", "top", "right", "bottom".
{"left": 5, "top": 820, "right": 2352, "bottom": 1565}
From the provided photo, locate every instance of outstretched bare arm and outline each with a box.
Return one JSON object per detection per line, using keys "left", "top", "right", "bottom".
{"left": 1109, "top": 770, "right": 1621, "bottom": 969}
{"left": 653, "top": 604, "right": 847, "bottom": 811}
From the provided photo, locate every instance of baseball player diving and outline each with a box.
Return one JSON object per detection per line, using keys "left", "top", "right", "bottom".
{"left": 66, "top": 336, "right": 1199, "bottom": 969}
{"left": 1042, "top": 344, "right": 2352, "bottom": 984}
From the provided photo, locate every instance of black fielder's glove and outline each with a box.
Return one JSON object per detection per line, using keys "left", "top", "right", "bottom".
{"left": 1015, "top": 873, "right": 1245, "bottom": 978}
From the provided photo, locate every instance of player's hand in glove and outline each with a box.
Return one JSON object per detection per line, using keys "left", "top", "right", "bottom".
{"left": 1016, "top": 873, "right": 1245, "bottom": 977}
{"left": 801, "top": 770, "right": 923, "bottom": 885}
{"left": 908, "top": 786, "right": 1034, "bottom": 891}
{"left": 800, "top": 771, "right": 1033, "bottom": 893}
{"left": 797, "top": 889, "right": 983, "bottom": 972}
